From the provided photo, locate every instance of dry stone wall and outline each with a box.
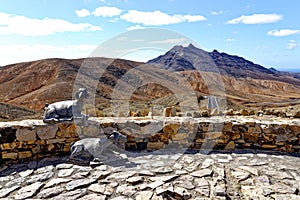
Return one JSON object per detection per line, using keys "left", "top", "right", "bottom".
{"left": 0, "top": 117, "right": 299, "bottom": 163}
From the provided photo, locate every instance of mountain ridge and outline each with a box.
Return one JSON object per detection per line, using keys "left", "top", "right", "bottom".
{"left": 148, "top": 44, "right": 300, "bottom": 85}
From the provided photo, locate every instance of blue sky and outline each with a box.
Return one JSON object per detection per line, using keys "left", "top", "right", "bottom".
{"left": 0, "top": 0, "right": 299, "bottom": 72}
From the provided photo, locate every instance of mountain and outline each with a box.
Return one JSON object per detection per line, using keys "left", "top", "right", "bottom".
{"left": 148, "top": 44, "right": 300, "bottom": 107}
{"left": 149, "top": 44, "right": 300, "bottom": 86}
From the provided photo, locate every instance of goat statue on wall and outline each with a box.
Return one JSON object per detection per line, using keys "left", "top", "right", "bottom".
{"left": 43, "top": 88, "right": 89, "bottom": 123}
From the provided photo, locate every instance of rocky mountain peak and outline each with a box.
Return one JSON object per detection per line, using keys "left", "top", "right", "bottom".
{"left": 149, "top": 44, "right": 280, "bottom": 78}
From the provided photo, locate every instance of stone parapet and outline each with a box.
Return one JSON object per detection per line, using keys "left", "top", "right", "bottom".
{"left": 0, "top": 116, "right": 299, "bottom": 162}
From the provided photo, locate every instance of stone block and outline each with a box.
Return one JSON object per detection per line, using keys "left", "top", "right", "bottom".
{"left": 36, "top": 125, "right": 58, "bottom": 139}
{"left": 275, "top": 141, "right": 285, "bottom": 146}
{"left": 293, "top": 145, "right": 300, "bottom": 151}
{"left": 147, "top": 142, "right": 164, "bottom": 150}
{"left": 243, "top": 132, "right": 259, "bottom": 143}
{"left": 0, "top": 128, "right": 17, "bottom": 143}
{"left": 224, "top": 141, "right": 236, "bottom": 150}
{"left": 261, "top": 144, "right": 277, "bottom": 149}
{"left": 16, "top": 128, "right": 36, "bottom": 141}
{"left": 18, "top": 151, "right": 32, "bottom": 159}
{"left": 46, "top": 138, "right": 65, "bottom": 144}
{"left": 204, "top": 132, "right": 223, "bottom": 139}
{"left": 26, "top": 140, "right": 36, "bottom": 145}
{"left": 223, "top": 122, "right": 232, "bottom": 132}
{"left": 248, "top": 126, "right": 262, "bottom": 134}
{"left": 236, "top": 139, "right": 245, "bottom": 144}
{"left": 2, "top": 152, "right": 18, "bottom": 160}
{"left": 242, "top": 143, "right": 251, "bottom": 148}
{"left": 172, "top": 133, "right": 187, "bottom": 141}
{"left": 224, "top": 132, "right": 240, "bottom": 140}
{"left": 195, "top": 138, "right": 205, "bottom": 143}
{"left": 163, "top": 124, "right": 180, "bottom": 135}
{"left": 159, "top": 134, "right": 169, "bottom": 143}
{"left": 0, "top": 143, "right": 16, "bottom": 150}
{"left": 57, "top": 124, "right": 78, "bottom": 138}
{"left": 232, "top": 124, "right": 248, "bottom": 133}
{"left": 82, "top": 125, "right": 101, "bottom": 137}
{"left": 66, "top": 124, "right": 78, "bottom": 137}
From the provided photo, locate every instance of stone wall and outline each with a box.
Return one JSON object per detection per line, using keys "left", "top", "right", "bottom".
{"left": 0, "top": 121, "right": 79, "bottom": 162}
{"left": 0, "top": 117, "right": 299, "bottom": 163}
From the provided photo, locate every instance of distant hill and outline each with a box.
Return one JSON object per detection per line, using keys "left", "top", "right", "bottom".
{"left": 0, "top": 58, "right": 173, "bottom": 117}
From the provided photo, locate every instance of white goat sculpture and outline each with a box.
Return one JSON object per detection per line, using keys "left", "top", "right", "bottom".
{"left": 43, "top": 88, "right": 89, "bottom": 123}
{"left": 69, "top": 130, "right": 127, "bottom": 163}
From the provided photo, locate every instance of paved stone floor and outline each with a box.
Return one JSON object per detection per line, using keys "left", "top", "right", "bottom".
{"left": 0, "top": 150, "right": 300, "bottom": 200}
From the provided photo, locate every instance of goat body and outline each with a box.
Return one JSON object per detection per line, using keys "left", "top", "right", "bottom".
{"left": 69, "top": 131, "right": 127, "bottom": 163}
{"left": 43, "top": 88, "right": 88, "bottom": 123}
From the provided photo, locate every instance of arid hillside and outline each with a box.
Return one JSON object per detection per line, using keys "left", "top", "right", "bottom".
{"left": 1, "top": 44, "right": 300, "bottom": 120}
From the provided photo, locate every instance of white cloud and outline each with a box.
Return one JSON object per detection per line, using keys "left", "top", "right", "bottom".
{"left": 75, "top": 9, "right": 91, "bottom": 17}
{"left": 210, "top": 11, "right": 224, "bottom": 15}
{"left": 227, "top": 14, "right": 282, "bottom": 24}
{"left": 0, "top": 12, "right": 102, "bottom": 36}
{"left": 267, "top": 29, "right": 300, "bottom": 37}
{"left": 93, "top": 6, "right": 123, "bottom": 17}
{"left": 183, "top": 15, "right": 206, "bottom": 22}
{"left": 286, "top": 40, "right": 298, "bottom": 50}
{"left": 0, "top": 44, "right": 97, "bottom": 66}
{"left": 150, "top": 38, "right": 188, "bottom": 44}
{"left": 126, "top": 25, "right": 146, "bottom": 31}
{"left": 120, "top": 10, "right": 206, "bottom": 26}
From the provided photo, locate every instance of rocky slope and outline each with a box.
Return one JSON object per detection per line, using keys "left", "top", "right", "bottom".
{"left": 0, "top": 58, "right": 151, "bottom": 110}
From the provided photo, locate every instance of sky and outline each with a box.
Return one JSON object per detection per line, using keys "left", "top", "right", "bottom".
{"left": 0, "top": 0, "right": 299, "bottom": 72}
